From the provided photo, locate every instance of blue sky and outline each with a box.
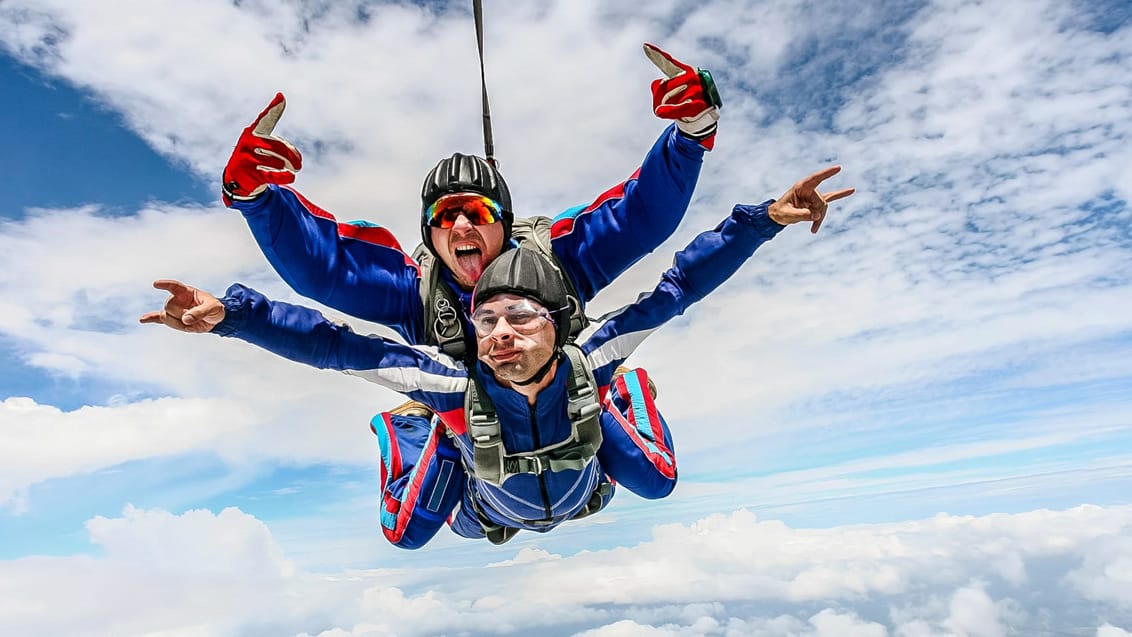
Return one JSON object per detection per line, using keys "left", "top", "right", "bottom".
{"left": 0, "top": 56, "right": 209, "bottom": 216}
{"left": 1, "top": 0, "right": 1131, "bottom": 635}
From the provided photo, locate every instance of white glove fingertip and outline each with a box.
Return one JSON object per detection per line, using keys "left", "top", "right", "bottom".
{"left": 643, "top": 43, "right": 683, "bottom": 79}
{"left": 253, "top": 101, "right": 287, "bottom": 137}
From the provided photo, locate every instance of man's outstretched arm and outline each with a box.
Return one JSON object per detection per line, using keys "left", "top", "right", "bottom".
{"left": 139, "top": 280, "right": 466, "bottom": 410}
{"left": 220, "top": 93, "right": 427, "bottom": 341}
{"left": 549, "top": 44, "right": 721, "bottom": 301}
{"left": 581, "top": 166, "right": 856, "bottom": 386}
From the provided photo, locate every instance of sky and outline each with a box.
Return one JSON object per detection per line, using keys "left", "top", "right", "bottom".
{"left": 0, "top": 0, "right": 1130, "bottom": 635}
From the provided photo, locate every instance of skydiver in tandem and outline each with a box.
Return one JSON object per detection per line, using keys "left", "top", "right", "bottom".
{"left": 142, "top": 167, "right": 854, "bottom": 547}
{"left": 217, "top": 44, "right": 722, "bottom": 426}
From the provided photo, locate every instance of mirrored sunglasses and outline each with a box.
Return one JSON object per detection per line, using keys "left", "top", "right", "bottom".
{"left": 425, "top": 194, "right": 502, "bottom": 229}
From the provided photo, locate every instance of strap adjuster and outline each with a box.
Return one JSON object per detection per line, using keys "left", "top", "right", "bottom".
{"left": 504, "top": 455, "right": 545, "bottom": 475}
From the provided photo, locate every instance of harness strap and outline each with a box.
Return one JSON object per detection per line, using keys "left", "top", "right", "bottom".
{"left": 414, "top": 220, "right": 588, "bottom": 362}
{"left": 465, "top": 344, "right": 603, "bottom": 487}
{"left": 518, "top": 217, "right": 590, "bottom": 339}
{"left": 413, "top": 246, "right": 469, "bottom": 361}
{"left": 572, "top": 480, "right": 613, "bottom": 521}
{"left": 431, "top": 295, "right": 467, "bottom": 361}
{"left": 466, "top": 374, "right": 504, "bottom": 483}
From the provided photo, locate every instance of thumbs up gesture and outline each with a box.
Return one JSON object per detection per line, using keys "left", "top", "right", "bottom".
{"left": 643, "top": 43, "right": 722, "bottom": 148}
{"left": 221, "top": 92, "right": 303, "bottom": 205}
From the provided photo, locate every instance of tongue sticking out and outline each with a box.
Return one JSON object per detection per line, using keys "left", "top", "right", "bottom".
{"left": 456, "top": 249, "right": 485, "bottom": 282}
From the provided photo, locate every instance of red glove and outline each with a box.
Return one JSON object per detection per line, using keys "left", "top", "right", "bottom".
{"left": 643, "top": 43, "right": 722, "bottom": 149}
{"left": 221, "top": 92, "right": 303, "bottom": 205}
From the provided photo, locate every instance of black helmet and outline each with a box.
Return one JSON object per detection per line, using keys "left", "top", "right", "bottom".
{"left": 473, "top": 247, "right": 571, "bottom": 348}
{"left": 420, "top": 153, "right": 513, "bottom": 254}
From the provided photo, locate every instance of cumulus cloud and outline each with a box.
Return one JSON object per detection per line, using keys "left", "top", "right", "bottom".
{"left": 2, "top": 504, "right": 1131, "bottom": 635}
{"left": 0, "top": 0, "right": 1130, "bottom": 633}
{"left": 0, "top": 0, "right": 1128, "bottom": 517}
{"left": 0, "top": 202, "right": 411, "bottom": 505}
{"left": 86, "top": 504, "right": 294, "bottom": 577}
{"left": 0, "top": 396, "right": 254, "bottom": 510}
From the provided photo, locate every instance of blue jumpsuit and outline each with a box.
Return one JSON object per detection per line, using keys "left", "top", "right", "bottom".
{"left": 214, "top": 202, "right": 784, "bottom": 548}
{"left": 227, "top": 125, "right": 710, "bottom": 344}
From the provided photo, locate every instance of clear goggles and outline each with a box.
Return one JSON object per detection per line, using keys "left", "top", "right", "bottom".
{"left": 470, "top": 298, "right": 555, "bottom": 338}
{"left": 425, "top": 194, "right": 503, "bottom": 229}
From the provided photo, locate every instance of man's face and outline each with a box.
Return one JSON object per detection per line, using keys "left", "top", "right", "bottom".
{"left": 428, "top": 193, "right": 506, "bottom": 290}
{"left": 473, "top": 293, "right": 557, "bottom": 384}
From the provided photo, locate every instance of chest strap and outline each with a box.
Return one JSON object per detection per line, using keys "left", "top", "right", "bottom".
{"left": 465, "top": 343, "right": 603, "bottom": 487}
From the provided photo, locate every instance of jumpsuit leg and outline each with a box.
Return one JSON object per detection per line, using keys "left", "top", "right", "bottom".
{"left": 370, "top": 410, "right": 466, "bottom": 549}
{"left": 596, "top": 367, "right": 677, "bottom": 499}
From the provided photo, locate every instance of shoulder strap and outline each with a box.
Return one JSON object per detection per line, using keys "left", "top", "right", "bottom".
{"left": 413, "top": 244, "right": 468, "bottom": 360}
{"left": 510, "top": 218, "right": 590, "bottom": 339}
{"left": 465, "top": 371, "right": 506, "bottom": 486}
{"left": 414, "top": 219, "right": 590, "bottom": 360}
{"left": 561, "top": 343, "right": 602, "bottom": 434}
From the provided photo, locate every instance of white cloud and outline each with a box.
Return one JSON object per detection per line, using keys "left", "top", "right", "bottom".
{"left": 1066, "top": 531, "right": 1132, "bottom": 608}
{"left": 0, "top": 396, "right": 256, "bottom": 510}
{"left": 2, "top": 504, "right": 1131, "bottom": 635}
{"left": 808, "top": 610, "right": 888, "bottom": 637}
{"left": 0, "top": 1, "right": 1130, "bottom": 634}
{"left": 86, "top": 504, "right": 294, "bottom": 577}
{"left": 0, "top": 0, "right": 1127, "bottom": 511}
{"left": 942, "top": 585, "right": 1006, "bottom": 637}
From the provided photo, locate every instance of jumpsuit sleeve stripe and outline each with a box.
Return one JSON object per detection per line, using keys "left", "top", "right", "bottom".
{"left": 284, "top": 186, "right": 420, "bottom": 272}
{"left": 548, "top": 170, "right": 637, "bottom": 238}
{"left": 343, "top": 342, "right": 469, "bottom": 408}
{"left": 620, "top": 370, "right": 661, "bottom": 443}
{"left": 585, "top": 328, "right": 659, "bottom": 372}
{"left": 346, "top": 363, "right": 467, "bottom": 395}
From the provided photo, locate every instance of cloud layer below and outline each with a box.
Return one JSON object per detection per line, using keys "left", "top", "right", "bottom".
{"left": 3, "top": 504, "right": 1132, "bottom": 636}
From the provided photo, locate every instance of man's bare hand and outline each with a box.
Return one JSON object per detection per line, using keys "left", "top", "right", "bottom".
{"left": 139, "top": 280, "right": 225, "bottom": 333}
{"left": 768, "top": 165, "right": 856, "bottom": 234}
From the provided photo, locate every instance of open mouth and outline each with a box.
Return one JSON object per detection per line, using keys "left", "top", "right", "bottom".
{"left": 453, "top": 244, "right": 486, "bottom": 281}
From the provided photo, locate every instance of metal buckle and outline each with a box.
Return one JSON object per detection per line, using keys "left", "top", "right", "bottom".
{"left": 507, "top": 455, "right": 544, "bottom": 475}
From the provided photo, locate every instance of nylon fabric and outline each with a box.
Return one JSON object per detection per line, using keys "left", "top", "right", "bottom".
{"left": 465, "top": 344, "right": 602, "bottom": 487}
{"left": 216, "top": 202, "right": 783, "bottom": 546}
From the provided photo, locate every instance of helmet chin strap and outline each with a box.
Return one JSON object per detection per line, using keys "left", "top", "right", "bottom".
{"left": 513, "top": 349, "right": 563, "bottom": 386}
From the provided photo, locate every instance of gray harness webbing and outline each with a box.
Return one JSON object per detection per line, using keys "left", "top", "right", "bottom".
{"left": 465, "top": 343, "right": 603, "bottom": 487}
{"left": 413, "top": 216, "right": 590, "bottom": 361}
